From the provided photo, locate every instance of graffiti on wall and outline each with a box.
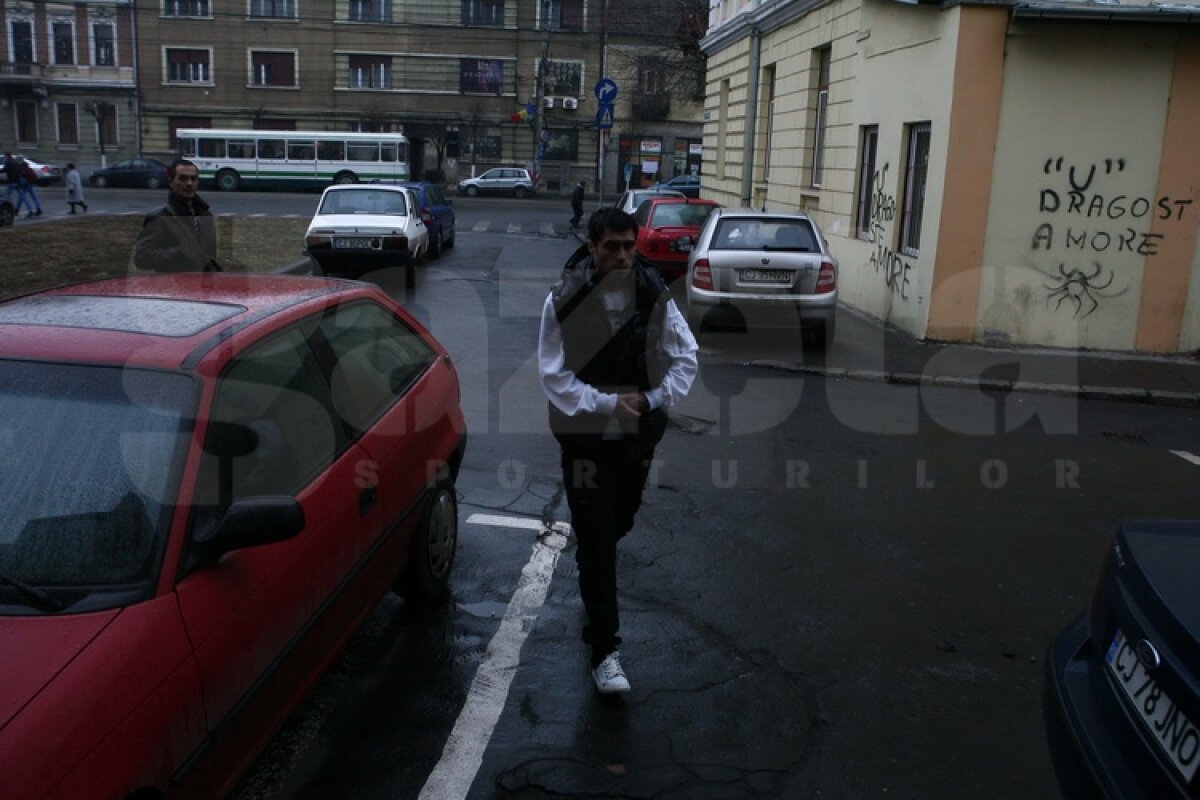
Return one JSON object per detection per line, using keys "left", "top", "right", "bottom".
{"left": 866, "top": 163, "right": 912, "bottom": 301}
{"left": 1029, "top": 156, "right": 1193, "bottom": 318}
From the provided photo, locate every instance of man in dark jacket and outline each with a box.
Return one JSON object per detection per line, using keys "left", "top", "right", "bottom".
{"left": 133, "top": 158, "right": 221, "bottom": 272}
{"left": 570, "top": 180, "right": 585, "bottom": 228}
{"left": 538, "top": 207, "right": 699, "bottom": 694}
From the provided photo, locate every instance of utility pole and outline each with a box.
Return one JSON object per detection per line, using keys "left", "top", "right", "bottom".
{"left": 532, "top": 0, "right": 553, "bottom": 191}
{"left": 597, "top": 0, "right": 609, "bottom": 206}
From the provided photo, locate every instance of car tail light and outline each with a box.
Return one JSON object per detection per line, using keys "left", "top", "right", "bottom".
{"left": 692, "top": 258, "right": 713, "bottom": 290}
{"left": 419, "top": 208, "right": 433, "bottom": 224}
{"left": 815, "top": 261, "right": 836, "bottom": 293}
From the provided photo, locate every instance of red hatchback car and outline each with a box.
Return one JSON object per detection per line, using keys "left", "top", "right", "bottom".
{"left": 633, "top": 197, "right": 721, "bottom": 283}
{"left": 0, "top": 274, "right": 466, "bottom": 798}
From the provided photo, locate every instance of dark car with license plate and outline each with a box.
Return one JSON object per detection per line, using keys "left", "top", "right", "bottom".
{"left": 1045, "top": 520, "right": 1200, "bottom": 798}
{"left": 89, "top": 158, "right": 170, "bottom": 189}
{"left": 0, "top": 274, "right": 466, "bottom": 798}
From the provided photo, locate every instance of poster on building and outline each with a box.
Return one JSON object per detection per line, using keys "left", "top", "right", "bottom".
{"left": 460, "top": 59, "right": 504, "bottom": 94}
{"left": 641, "top": 140, "right": 662, "bottom": 155}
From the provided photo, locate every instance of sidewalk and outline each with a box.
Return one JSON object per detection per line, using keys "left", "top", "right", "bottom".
{"left": 755, "top": 303, "right": 1200, "bottom": 408}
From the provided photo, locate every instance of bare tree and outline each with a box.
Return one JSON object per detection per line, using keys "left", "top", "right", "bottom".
{"left": 607, "top": 0, "right": 708, "bottom": 98}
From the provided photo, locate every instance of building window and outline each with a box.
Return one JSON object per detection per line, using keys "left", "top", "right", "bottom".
{"left": 855, "top": 126, "right": 879, "bottom": 239}
{"left": 166, "top": 48, "right": 211, "bottom": 83}
{"left": 57, "top": 103, "right": 79, "bottom": 145}
{"left": 716, "top": 79, "right": 729, "bottom": 181}
{"left": 53, "top": 22, "right": 75, "bottom": 65}
{"left": 163, "top": 0, "right": 210, "bottom": 16}
{"left": 462, "top": 130, "right": 501, "bottom": 160}
{"left": 350, "top": 120, "right": 393, "bottom": 133}
{"left": 15, "top": 101, "right": 37, "bottom": 144}
{"left": 637, "top": 60, "right": 665, "bottom": 95}
{"left": 350, "top": 0, "right": 392, "bottom": 22}
{"left": 762, "top": 64, "right": 775, "bottom": 179}
{"left": 168, "top": 116, "right": 211, "bottom": 149}
{"left": 250, "top": 51, "right": 296, "bottom": 87}
{"left": 12, "top": 21, "right": 34, "bottom": 64}
{"left": 811, "top": 45, "right": 830, "bottom": 188}
{"left": 542, "top": 128, "right": 578, "bottom": 161}
{"left": 544, "top": 0, "right": 583, "bottom": 30}
{"left": 348, "top": 55, "right": 391, "bottom": 89}
{"left": 460, "top": 59, "right": 504, "bottom": 94}
{"left": 92, "top": 102, "right": 119, "bottom": 149}
{"left": 250, "top": 0, "right": 297, "bottom": 19}
{"left": 462, "top": 0, "right": 504, "bottom": 26}
{"left": 544, "top": 60, "right": 582, "bottom": 97}
{"left": 900, "top": 122, "right": 931, "bottom": 256}
{"left": 94, "top": 23, "right": 115, "bottom": 66}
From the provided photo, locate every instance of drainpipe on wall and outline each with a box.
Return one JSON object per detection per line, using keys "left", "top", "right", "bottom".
{"left": 740, "top": 27, "right": 762, "bottom": 208}
{"left": 131, "top": 4, "right": 142, "bottom": 158}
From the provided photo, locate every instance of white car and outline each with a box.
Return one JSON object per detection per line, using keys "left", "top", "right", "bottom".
{"left": 304, "top": 184, "right": 428, "bottom": 288}
{"left": 614, "top": 187, "right": 685, "bottom": 215}
{"left": 1, "top": 156, "right": 63, "bottom": 186}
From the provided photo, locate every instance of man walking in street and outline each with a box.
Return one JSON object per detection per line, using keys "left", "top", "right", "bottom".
{"left": 538, "top": 207, "right": 699, "bottom": 694}
{"left": 133, "top": 158, "right": 221, "bottom": 272}
{"left": 570, "top": 180, "right": 585, "bottom": 228}
{"left": 4, "top": 153, "right": 42, "bottom": 218}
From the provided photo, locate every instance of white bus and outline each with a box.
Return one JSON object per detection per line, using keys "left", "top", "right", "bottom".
{"left": 176, "top": 129, "right": 411, "bottom": 192}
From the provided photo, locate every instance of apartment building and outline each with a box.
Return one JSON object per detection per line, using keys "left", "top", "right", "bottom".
{"left": 702, "top": 0, "right": 1200, "bottom": 353}
{"left": 0, "top": 0, "right": 138, "bottom": 168}
{"left": 133, "top": 0, "right": 705, "bottom": 193}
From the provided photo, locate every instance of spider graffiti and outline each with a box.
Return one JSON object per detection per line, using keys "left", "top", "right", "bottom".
{"left": 1044, "top": 262, "right": 1120, "bottom": 318}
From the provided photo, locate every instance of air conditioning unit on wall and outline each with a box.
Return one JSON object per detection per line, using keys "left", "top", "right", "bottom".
{"left": 562, "top": 98, "right": 579, "bottom": 110}
{"left": 543, "top": 97, "right": 555, "bottom": 109}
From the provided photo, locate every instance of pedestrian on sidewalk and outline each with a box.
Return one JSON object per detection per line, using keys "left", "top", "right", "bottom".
{"left": 65, "top": 163, "right": 87, "bottom": 214}
{"left": 133, "top": 158, "right": 221, "bottom": 272}
{"left": 4, "top": 154, "right": 42, "bottom": 218}
{"left": 570, "top": 180, "right": 585, "bottom": 228}
{"left": 538, "top": 207, "right": 699, "bottom": 695}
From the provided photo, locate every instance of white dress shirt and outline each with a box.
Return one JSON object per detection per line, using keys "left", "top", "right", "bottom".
{"left": 538, "top": 288, "right": 699, "bottom": 418}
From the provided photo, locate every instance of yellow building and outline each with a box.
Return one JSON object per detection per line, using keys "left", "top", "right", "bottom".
{"left": 702, "top": 0, "right": 1200, "bottom": 353}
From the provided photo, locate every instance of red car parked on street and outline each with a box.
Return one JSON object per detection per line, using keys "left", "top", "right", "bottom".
{"left": 0, "top": 273, "right": 466, "bottom": 798}
{"left": 633, "top": 197, "right": 721, "bottom": 283}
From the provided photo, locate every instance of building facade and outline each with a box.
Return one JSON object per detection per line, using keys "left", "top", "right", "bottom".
{"left": 702, "top": 0, "right": 1200, "bottom": 354}
{"left": 1, "top": 0, "right": 138, "bottom": 168}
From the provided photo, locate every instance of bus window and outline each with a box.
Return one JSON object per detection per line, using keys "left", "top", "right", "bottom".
{"left": 317, "top": 140, "right": 345, "bottom": 161}
{"left": 258, "top": 138, "right": 285, "bottom": 160}
{"left": 288, "top": 140, "right": 315, "bottom": 161}
{"left": 380, "top": 143, "right": 397, "bottom": 163}
{"left": 179, "top": 137, "right": 198, "bottom": 157}
{"left": 228, "top": 139, "right": 256, "bottom": 159}
{"left": 347, "top": 142, "right": 379, "bottom": 162}
{"left": 198, "top": 138, "right": 226, "bottom": 158}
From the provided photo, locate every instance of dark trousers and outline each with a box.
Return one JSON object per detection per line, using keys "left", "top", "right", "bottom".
{"left": 560, "top": 436, "right": 655, "bottom": 665}
{"left": 570, "top": 200, "right": 583, "bottom": 226}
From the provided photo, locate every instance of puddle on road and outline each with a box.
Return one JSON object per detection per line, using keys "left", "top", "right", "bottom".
{"left": 458, "top": 600, "right": 510, "bottom": 619}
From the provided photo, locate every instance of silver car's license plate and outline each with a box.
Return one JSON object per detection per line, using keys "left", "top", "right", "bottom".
{"left": 333, "top": 237, "right": 374, "bottom": 249}
{"left": 739, "top": 269, "right": 791, "bottom": 283}
{"left": 1106, "top": 629, "right": 1200, "bottom": 783}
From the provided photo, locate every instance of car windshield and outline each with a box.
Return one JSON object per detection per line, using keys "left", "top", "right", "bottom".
{"left": 0, "top": 360, "right": 194, "bottom": 609}
{"left": 651, "top": 203, "right": 714, "bottom": 228}
{"left": 319, "top": 190, "right": 408, "bottom": 216}
{"left": 710, "top": 218, "right": 818, "bottom": 252}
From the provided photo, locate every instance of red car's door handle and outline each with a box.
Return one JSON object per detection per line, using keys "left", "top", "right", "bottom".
{"left": 358, "top": 486, "right": 378, "bottom": 517}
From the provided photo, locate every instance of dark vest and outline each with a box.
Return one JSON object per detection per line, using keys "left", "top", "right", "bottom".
{"left": 548, "top": 247, "right": 671, "bottom": 446}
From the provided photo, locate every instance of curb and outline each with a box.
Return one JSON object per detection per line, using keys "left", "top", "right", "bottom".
{"left": 747, "top": 360, "right": 1200, "bottom": 408}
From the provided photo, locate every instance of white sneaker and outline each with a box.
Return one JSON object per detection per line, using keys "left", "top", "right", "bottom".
{"left": 591, "top": 651, "right": 631, "bottom": 694}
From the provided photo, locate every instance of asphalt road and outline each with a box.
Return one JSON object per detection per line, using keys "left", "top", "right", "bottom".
{"left": 165, "top": 205, "right": 1200, "bottom": 799}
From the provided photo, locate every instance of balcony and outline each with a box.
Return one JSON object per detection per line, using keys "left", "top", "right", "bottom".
{"left": 632, "top": 91, "right": 670, "bottom": 121}
{"left": 0, "top": 62, "right": 48, "bottom": 86}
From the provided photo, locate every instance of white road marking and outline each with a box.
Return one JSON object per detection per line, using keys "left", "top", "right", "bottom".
{"left": 419, "top": 513, "right": 570, "bottom": 799}
{"left": 1170, "top": 449, "right": 1200, "bottom": 466}
{"left": 472, "top": 221, "right": 488, "bottom": 232}
{"left": 540, "top": 222, "right": 555, "bottom": 236}
{"left": 506, "top": 222, "right": 520, "bottom": 234}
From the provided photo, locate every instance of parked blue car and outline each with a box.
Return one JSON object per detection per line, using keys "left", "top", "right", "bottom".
{"left": 655, "top": 173, "right": 701, "bottom": 198}
{"left": 399, "top": 182, "right": 456, "bottom": 259}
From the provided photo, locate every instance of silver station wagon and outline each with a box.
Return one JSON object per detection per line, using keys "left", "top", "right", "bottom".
{"left": 685, "top": 209, "right": 839, "bottom": 348}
